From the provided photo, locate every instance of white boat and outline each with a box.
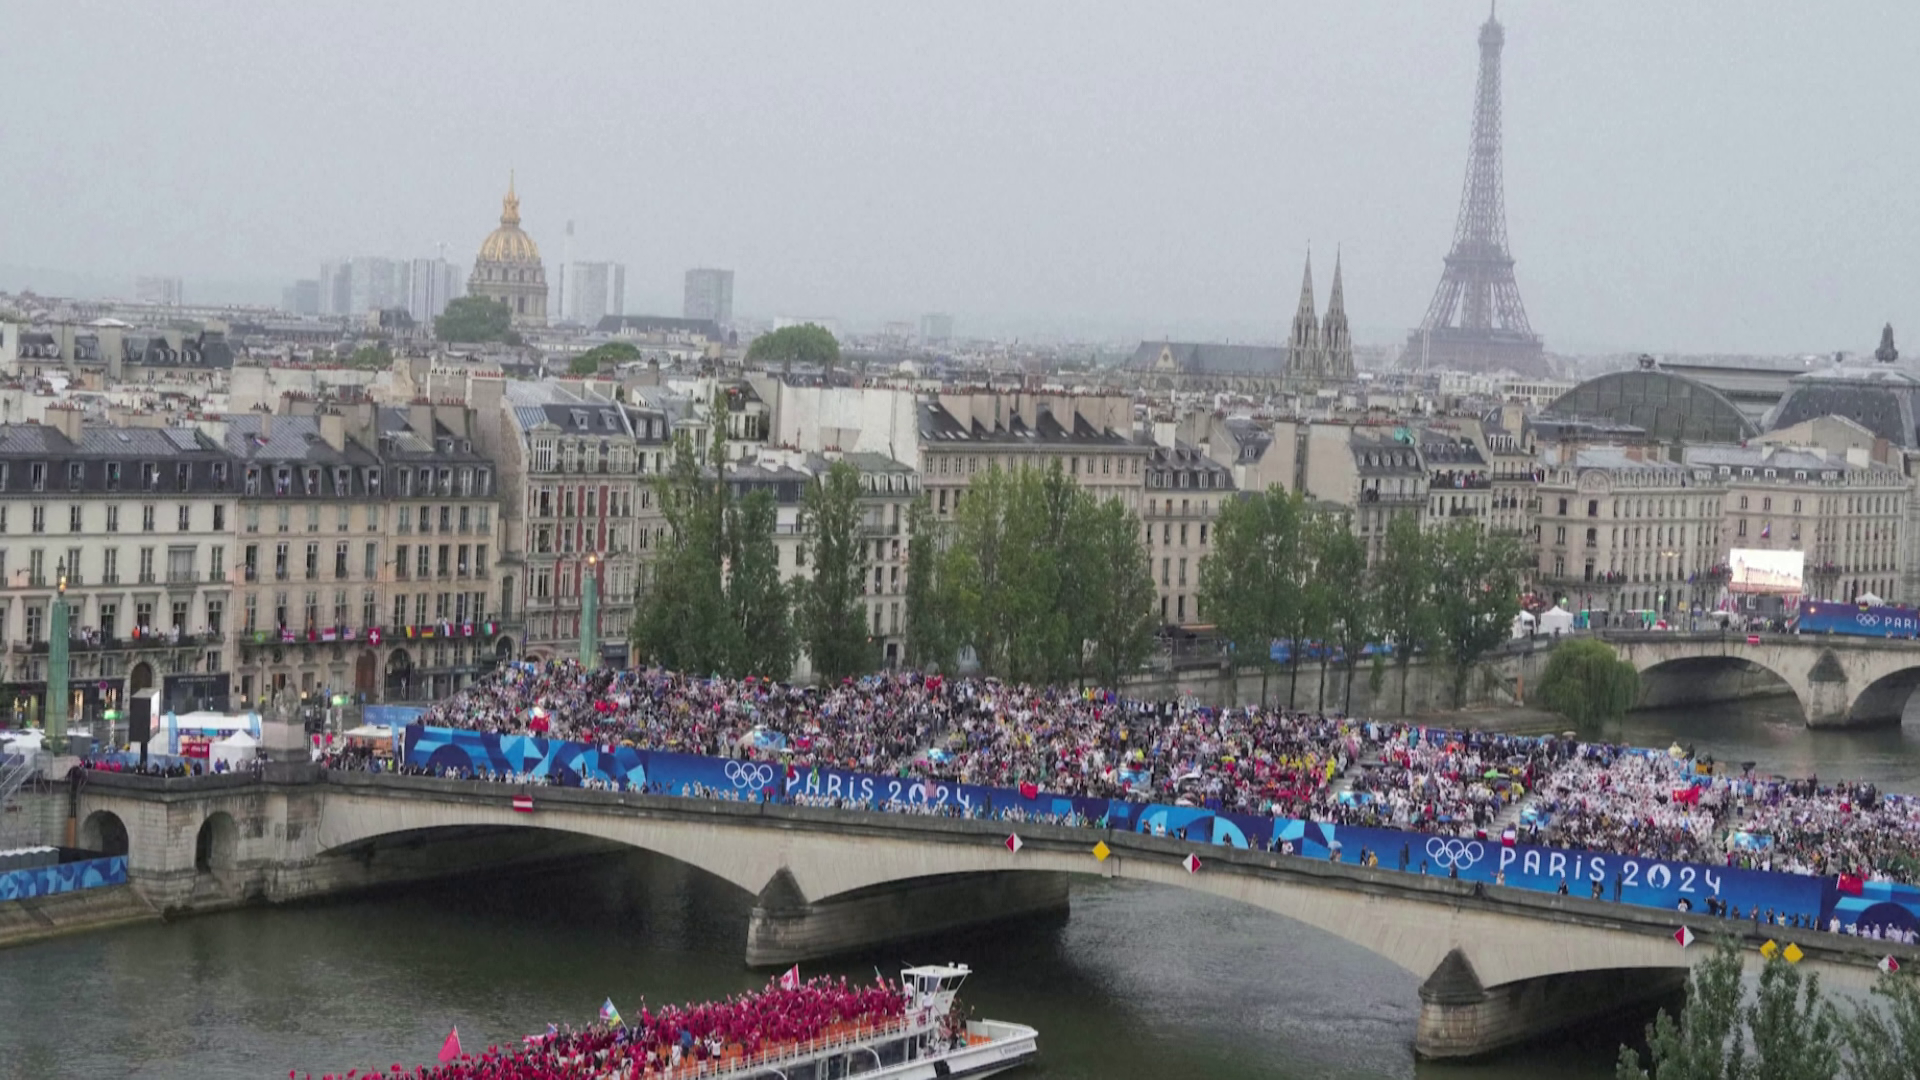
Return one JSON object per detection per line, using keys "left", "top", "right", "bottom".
{"left": 689, "top": 964, "right": 1038, "bottom": 1080}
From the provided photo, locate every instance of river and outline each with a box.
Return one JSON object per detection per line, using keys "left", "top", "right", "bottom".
{"left": 3, "top": 695, "right": 1918, "bottom": 1080}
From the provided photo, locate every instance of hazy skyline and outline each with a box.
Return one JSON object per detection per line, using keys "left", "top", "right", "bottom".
{"left": 3, "top": 1, "right": 1915, "bottom": 355}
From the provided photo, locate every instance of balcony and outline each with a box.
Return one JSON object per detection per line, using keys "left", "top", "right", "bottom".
{"left": 137, "top": 572, "right": 156, "bottom": 585}
{"left": 243, "top": 566, "right": 259, "bottom": 582}
{"left": 9, "top": 631, "right": 224, "bottom": 654}
{"left": 274, "top": 568, "right": 290, "bottom": 581}
{"left": 166, "top": 571, "right": 201, "bottom": 586}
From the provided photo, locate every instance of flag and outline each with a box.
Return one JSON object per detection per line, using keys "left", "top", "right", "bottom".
{"left": 1005, "top": 833, "right": 1023, "bottom": 854}
{"left": 1018, "top": 781, "right": 1039, "bottom": 801}
{"left": 1500, "top": 826, "right": 1517, "bottom": 847}
{"left": 1838, "top": 873, "right": 1865, "bottom": 896}
{"left": 437, "top": 1029, "right": 462, "bottom": 1064}
{"left": 1881, "top": 956, "right": 1901, "bottom": 974}
{"left": 600, "top": 998, "right": 622, "bottom": 1026}
{"left": 1674, "top": 926, "right": 1695, "bottom": 948}
{"left": 512, "top": 794, "right": 534, "bottom": 814}
{"left": 1760, "top": 523, "right": 1770, "bottom": 539}
{"left": 1183, "top": 853, "right": 1201, "bottom": 874}
{"left": 779, "top": 965, "right": 800, "bottom": 991}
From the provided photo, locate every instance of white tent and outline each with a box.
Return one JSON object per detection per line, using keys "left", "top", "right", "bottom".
{"left": 1537, "top": 605, "right": 1576, "bottom": 637}
{"left": 1859, "top": 592, "right": 1886, "bottom": 607}
{"left": 210, "top": 730, "right": 258, "bottom": 769}
{"left": 1510, "top": 610, "right": 1537, "bottom": 639}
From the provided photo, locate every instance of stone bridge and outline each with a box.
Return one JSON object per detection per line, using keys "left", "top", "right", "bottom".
{"left": 71, "top": 768, "right": 1911, "bottom": 1061}
{"left": 1580, "top": 631, "right": 1920, "bottom": 728}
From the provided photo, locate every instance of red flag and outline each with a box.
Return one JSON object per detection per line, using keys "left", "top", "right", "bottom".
{"left": 1018, "top": 781, "right": 1039, "bottom": 800}
{"left": 1183, "top": 853, "right": 1202, "bottom": 874}
{"left": 1005, "top": 833, "right": 1023, "bottom": 854}
{"left": 512, "top": 794, "right": 534, "bottom": 814}
{"left": 779, "top": 965, "right": 800, "bottom": 991}
{"left": 1674, "top": 926, "right": 1695, "bottom": 948}
{"left": 437, "top": 1029, "right": 462, "bottom": 1065}
{"left": 1881, "top": 955, "right": 1901, "bottom": 974}
{"left": 1838, "top": 873, "right": 1865, "bottom": 896}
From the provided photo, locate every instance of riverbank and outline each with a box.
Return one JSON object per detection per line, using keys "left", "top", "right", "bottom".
{"left": 0, "top": 884, "right": 159, "bottom": 950}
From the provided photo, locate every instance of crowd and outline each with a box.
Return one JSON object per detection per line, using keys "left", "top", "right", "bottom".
{"left": 304, "top": 975, "right": 910, "bottom": 1080}
{"left": 383, "top": 660, "right": 1920, "bottom": 885}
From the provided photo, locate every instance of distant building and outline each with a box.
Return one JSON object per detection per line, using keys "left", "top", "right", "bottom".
{"left": 283, "top": 279, "right": 321, "bottom": 316}
{"left": 406, "top": 258, "right": 462, "bottom": 324}
{"left": 683, "top": 268, "right": 734, "bottom": 326}
{"left": 134, "top": 276, "right": 184, "bottom": 306}
{"left": 568, "top": 262, "right": 626, "bottom": 326}
{"left": 468, "top": 175, "right": 548, "bottom": 327}
{"left": 918, "top": 313, "right": 954, "bottom": 347}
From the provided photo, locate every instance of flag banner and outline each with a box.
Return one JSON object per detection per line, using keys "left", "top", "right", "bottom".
{"left": 512, "top": 794, "right": 534, "bottom": 813}
{"left": 1183, "top": 853, "right": 1201, "bottom": 874}
{"left": 1674, "top": 926, "right": 1695, "bottom": 948}
{"left": 779, "top": 965, "right": 800, "bottom": 991}
{"left": 438, "top": 1028, "right": 462, "bottom": 1064}
{"left": 600, "top": 998, "right": 622, "bottom": 1026}
{"left": 1004, "top": 833, "right": 1023, "bottom": 854}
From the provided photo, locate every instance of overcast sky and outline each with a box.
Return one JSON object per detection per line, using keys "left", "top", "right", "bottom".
{"left": 2, "top": 1, "right": 1914, "bottom": 354}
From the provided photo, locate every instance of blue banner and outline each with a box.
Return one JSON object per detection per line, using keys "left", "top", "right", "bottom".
{"left": 0, "top": 856, "right": 128, "bottom": 902}
{"left": 401, "top": 725, "right": 1919, "bottom": 934}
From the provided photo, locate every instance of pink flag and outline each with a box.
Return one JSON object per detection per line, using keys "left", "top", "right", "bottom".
{"left": 779, "top": 965, "right": 800, "bottom": 991}
{"left": 437, "top": 1028, "right": 462, "bottom": 1064}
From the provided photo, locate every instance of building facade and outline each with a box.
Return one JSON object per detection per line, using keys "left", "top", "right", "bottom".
{"left": 1142, "top": 441, "right": 1233, "bottom": 627}
{"left": 917, "top": 392, "right": 1147, "bottom": 521}
{"left": 468, "top": 177, "right": 549, "bottom": 327}
{"left": 567, "top": 262, "right": 626, "bottom": 327}
{"left": 683, "top": 268, "right": 735, "bottom": 326}
{"left": 1533, "top": 448, "right": 1725, "bottom": 622}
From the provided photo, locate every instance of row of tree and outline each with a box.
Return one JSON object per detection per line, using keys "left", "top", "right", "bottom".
{"left": 1197, "top": 490, "right": 1527, "bottom": 711}
{"left": 903, "top": 463, "right": 1158, "bottom": 687}
{"left": 1619, "top": 938, "right": 1918, "bottom": 1080}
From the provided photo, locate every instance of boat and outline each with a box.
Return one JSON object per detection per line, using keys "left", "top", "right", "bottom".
{"left": 694, "top": 964, "right": 1039, "bottom": 1080}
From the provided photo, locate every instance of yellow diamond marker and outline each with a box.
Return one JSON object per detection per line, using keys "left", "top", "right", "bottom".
{"left": 1760, "top": 939, "right": 1779, "bottom": 959}
{"left": 1092, "top": 841, "right": 1111, "bottom": 862}
{"left": 1783, "top": 942, "right": 1804, "bottom": 964}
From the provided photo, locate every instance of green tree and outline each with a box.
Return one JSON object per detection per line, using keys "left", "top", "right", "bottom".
{"left": 434, "top": 296, "right": 520, "bottom": 344}
{"left": 632, "top": 429, "right": 736, "bottom": 673}
{"left": 1315, "top": 523, "right": 1376, "bottom": 715}
{"left": 1535, "top": 638, "right": 1642, "bottom": 728}
{"left": 726, "top": 489, "right": 795, "bottom": 679}
{"left": 1616, "top": 938, "right": 1747, "bottom": 1080}
{"left": 1428, "top": 521, "right": 1524, "bottom": 707}
{"left": 346, "top": 343, "right": 392, "bottom": 370}
{"left": 570, "top": 341, "right": 641, "bottom": 376}
{"left": 1745, "top": 956, "right": 1841, "bottom": 1080}
{"left": 1079, "top": 496, "right": 1158, "bottom": 687}
{"left": 746, "top": 323, "right": 840, "bottom": 374}
{"left": 902, "top": 497, "right": 954, "bottom": 670}
{"left": 1846, "top": 971, "right": 1920, "bottom": 1080}
{"left": 940, "top": 466, "right": 1054, "bottom": 679}
{"left": 1371, "top": 513, "right": 1432, "bottom": 713}
{"left": 1197, "top": 488, "right": 1304, "bottom": 706}
{"left": 797, "top": 461, "right": 873, "bottom": 682}
{"left": 1620, "top": 940, "right": 1843, "bottom": 1080}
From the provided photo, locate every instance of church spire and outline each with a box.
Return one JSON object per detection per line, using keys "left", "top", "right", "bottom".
{"left": 501, "top": 170, "right": 521, "bottom": 227}
{"left": 1321, "top": 248, "right": 1354, "bottom": 381}
{"left": 1288, "top": 247, "right": 1321, "bottom": 377}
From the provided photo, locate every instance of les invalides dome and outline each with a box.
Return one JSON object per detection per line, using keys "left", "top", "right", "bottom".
{"left": 467, "top": 173, "right": 549, "bottom": 327}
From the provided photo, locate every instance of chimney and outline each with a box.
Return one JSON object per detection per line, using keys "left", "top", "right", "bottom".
{"left": 409, "top": 401, "right": 435, "bottom": 439}
{"left": 257, "top": 408, "right": 273, "bottom": 442}
{"left": 45, "top": 403, "right": 85, "bottom": 444}
{"left": 319, "top": 411, "right": 347, "bottom": 453}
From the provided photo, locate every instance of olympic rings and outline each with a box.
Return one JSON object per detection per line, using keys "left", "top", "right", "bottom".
{"left": 724, "top": 761, "right": 775, "bottom": 790}
{"left": 1425, "top": 836, "right": 1485, "bottom": 871}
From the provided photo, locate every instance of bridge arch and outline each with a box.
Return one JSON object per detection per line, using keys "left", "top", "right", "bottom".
{"left": 80, "top": 809, "right": 129, "bottom": 857}
{"left": 1630, "top": 653, "right": 1802, "bottom": 719}
{"left": 1846, "top": 664, "right": 1920, "bottom": 726}
{"left": 194, "top": 811, "right": 239, "bottom": 872}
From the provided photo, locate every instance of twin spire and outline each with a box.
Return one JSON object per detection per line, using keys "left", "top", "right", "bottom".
{"left": 1287, "top": 247, "right": 1354, "bottom": 381}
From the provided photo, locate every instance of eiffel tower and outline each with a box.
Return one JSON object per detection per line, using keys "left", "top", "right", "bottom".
{"left": 1401, "top": 4, "right": 1545, "bottom": 373}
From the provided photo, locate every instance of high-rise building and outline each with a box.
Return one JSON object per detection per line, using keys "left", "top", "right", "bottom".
{"left": 683, "top": 268, "right": 734, "bottom": 326}
{"left": 406, "top": 258, "right": 463, "bottom": 324}
{"left": 134, "top": 276, "right": 184, "bottom": 306}
{"left": 568, "top": 262, "right": 626, "bottom": 326}
{"left": 918, "top": 313, "right": 954, "bottom": 347}
{"left": 318, "top": 261, "right": 350, "bottom": 316}
{"left": 349, "top": 256, "right": 408, "bottom": 315}
{"left": 283, "top": 280, "right": 321, "bottom": 316}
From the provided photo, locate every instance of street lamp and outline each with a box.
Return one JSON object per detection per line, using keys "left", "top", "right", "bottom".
{"left": 579, "top": 553, "right": 601, "bottom": 666}
{"left": 47, "top": 559, "right": 71, "bottom": 754}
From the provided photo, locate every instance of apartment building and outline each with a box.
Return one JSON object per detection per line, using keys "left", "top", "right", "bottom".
{"left": 0, "top": 407, "right": 236, "bottom": 725}
{"left": 1141, "top": 440, "right": 1234, "bottom": 627}
{"left": 1533, "top": 448, "right": 1725, "bottom": 622}
{"left": 918, "top": 392, "right": 1147, "bottom": 520}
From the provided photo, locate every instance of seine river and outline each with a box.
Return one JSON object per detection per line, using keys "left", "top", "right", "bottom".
{"left": 3, "top": 696, "right": 1919, "bottom": 1080}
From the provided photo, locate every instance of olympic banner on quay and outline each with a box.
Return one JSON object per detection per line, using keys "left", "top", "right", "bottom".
{"left": 402, "top": 725, "right": 1919, "bottom": 934}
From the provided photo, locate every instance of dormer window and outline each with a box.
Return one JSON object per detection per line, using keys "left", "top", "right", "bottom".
{"left": 367, "top": 468, "right": 381, "bottom": 495}
{"left": 570, "top": 410, "right": 587, "bottom": 428}
{"left": 67, "top": 462, "right": 84, "bottom": 490}
{"left": 304, "top": 467, "right": 319, "bottom": 495}
{"left": 334, "top": 467, "right": 351, "bottom": 494}
{"left": 211, "top": 462, "right": 227, "bottom": 488}
{"left": 476, "top": 468, "right": 491, "bottom": 495}
{"left": 400, "top": 470, "right": 413, "bottom": 497}
{"left": 106, "top": 462, "right": 122, "bottom": 490}
{"left": 274, "top": 466, "right": 291, "bottom": 495}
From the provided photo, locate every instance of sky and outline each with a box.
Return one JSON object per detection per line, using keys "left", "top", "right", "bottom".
{"left": 1, "top": 1, "right": 1916, "bottom": 355}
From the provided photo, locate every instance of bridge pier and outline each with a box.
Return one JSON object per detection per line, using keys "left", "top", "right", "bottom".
{"left": 1414, "top": 948, "right": 1686, "bottom": 1059}
{"left": 744, "top": 869, "right": 1071, "bottom": 968}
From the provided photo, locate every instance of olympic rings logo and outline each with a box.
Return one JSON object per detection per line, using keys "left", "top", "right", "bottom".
{"left": 1860, "top": 614, "right": 1881, "bottom": 626}
{"left": 724, "top": 761, "right": 775, "bottom": 790}
{"left": 1425, "top": 837, "right": 1485, "bottom": 871}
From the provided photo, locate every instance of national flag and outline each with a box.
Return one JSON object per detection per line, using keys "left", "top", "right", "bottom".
{"left": 600, "top": 998, "right": 622, "bottom": 1026}
{"left": 437, "top": 1028, "right": 462, "bottom": 1064}
{"left": 1760, "top": 523, "right": 1771, "bottom": 539}
{"left": 1005, "top": 833, "right": 1023, "bottom": 854}
{"left": 1500, "top": 826, "right": 1517, "bottom": 847}
{"left": 1674, "top": 926, "right": 1695, "bottom": 948}
{"left": 512, "top": 794, "right": 534, "bottom": 814}
{"left": 779, "top": 965, "right": 800, "bottom": 991}
{"left": 1880, "top": 955, "right": 1901, "bottom": 974}
{"left": 1183, "top": 852, "right": 1201, "bottom": 874}
{"left": 1838, "top": 873, "right": 1865, "bottom": 896}
{"left": 1018, "top": 781, "right": 1039, "bottom": 801}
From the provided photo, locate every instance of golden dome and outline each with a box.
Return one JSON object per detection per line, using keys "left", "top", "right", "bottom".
{"left": 477, "top": 173, "right": 541, "bottom": 264}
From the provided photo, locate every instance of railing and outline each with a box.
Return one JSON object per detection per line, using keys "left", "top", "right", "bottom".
{"left": 167, "top": 571, "right": 200, "bottom": 585}
{"left": 137, "top": 572, "right": 156, "bottom": 584}
{"left": 666, "top": 1015, "right": 913, "bottom": 1080}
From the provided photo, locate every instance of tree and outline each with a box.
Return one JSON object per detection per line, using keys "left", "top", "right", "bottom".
{"left": 1197, "top": 488, "right": 1300, "bottom": 706}
{"left": 1315, "top": 524, "right": 1376, "bottom": 715}
{"left": 1619, "top": 939, "right": 1843, "bottom": 1080}
{"left": 940, "top": 466, "right": 1056, "bottom": 679}
{"left": 632, "top": 429, "right": 736, "bottom": 673}
{"left": 346, "top": 343, "right": 391, "bottom": 370}
{"left": 746, "top": 323, "right": 840, "bottom": 374}
{"left": 1845, "top": 971, "right": 1920, "bottom": 1080}
{"left": 1371, "top": 513, "right": 1433, "bottom": 713}
{"left": 797, "top": 462, "right": 873, "bottom": 683}
{"left": 1744, "top": 956, "right": 1841, "bottom": 1080}
{"left": 434, "top": 296, "right": 519, "bottom": 344}
{"left": 1616, "top": 938, "right": 1746, "bottom": 1080}
{"left": 726, "top": 489, "right": 795, "bottom": 679}
{"left": 570, "top": 341, "right": 641, "bottom": 376}
{"left": 902, "top": 497, "right": 955, "bottom": 670}
{"left": 1428, "top": 521, "right": 1524, "bottom": 707}
{"left": 1079, "top": 496, "right": 1158, "bottom": 687}
{"left": 1535, "top": 638, "right": 1641, "bottom": 728}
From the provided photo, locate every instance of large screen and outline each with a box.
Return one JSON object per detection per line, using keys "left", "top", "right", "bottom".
{"left": 1729, "top": 548, "right": 1804, "bottom": 594}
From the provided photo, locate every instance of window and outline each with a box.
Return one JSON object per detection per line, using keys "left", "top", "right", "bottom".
{"left": 398, "top": 506, "right": 411, "bottom": 534}
{"left": 141, "top": 505, "right": 155, "bottom": 532}
{"left": 243, "top": 506, "right": 257, "bottom": 533}
{"left": 103, "top": 547, "right": 119, "bottom": 585}
{"left": 337, "top": 503, "right": 350, "bottom": 532}
{"left": 304, "top": 542, "right": 318, "bottom": 579}
{"left": 167, "top": 547, "right": 194, "bottom": 583}
{"left": 210, "top": 546, "right": 224, "bottom": 582}
{"left": 334, "top": 542, "right": 348, "bottom": 579}
{"left": 307, "top": 505, "right": 320, "bottom": 533}
{"left": 178, "top": 504, "right": 191, "bottom": 531}
{"left": 475, "top": 544, "right": 488, "bottom": 576}
{"left": 364, "top": 542, "right": 378, "bottom": 578}
{"left": 277, "top": 506, "right": 290, "bottom": 532}
{"left": 68, "top": 505, "right": 81, "bottom": 532}
{"left": 244, "top": 594, "right": 257, "bottom": 633}
{"left": 304, "top": 591, "right": 318, "bottom": 629}
{"left": 138, "top": 546, "right": 155, "bottom": 584}
{"left": 31, "top": 505, "right": 44, "bottom": 534}
{"left": 106, "top": 462, "right": 122, "bottom": 491}
{"left": 362, "top": 589, "right": 377, "bottom": 627}
{"left": 391, "top": 594, "right": 406, "bottom": 628}
{"left": 333, "top": 589, "right": 348, "bottom": 625}
{"left": 213, "top": 504, "right": 225, "bottom": 531}
{"left": 416, "top": 546, "right": 429, "bottom": 578}
{"left": 439, "top": 506, "right": 451, "bottom": 533}
{"left": 396, "top": 544, "right": 410, "bottom": 579}
{"left": 274, "top": 542, "right": 289, "bottom": 580}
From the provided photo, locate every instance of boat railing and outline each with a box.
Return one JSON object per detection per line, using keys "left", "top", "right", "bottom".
{"left": 669, "top": 1014, "right": 913, "bottom": 1079}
